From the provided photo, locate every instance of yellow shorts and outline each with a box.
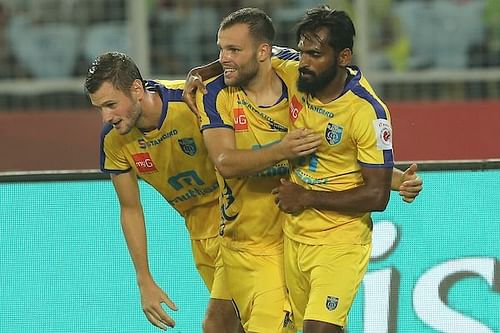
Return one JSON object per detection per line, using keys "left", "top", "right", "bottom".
{"left": 221, "top": 245, "right": 292, "bottom": 332}
{"left": 191, "top": 236, "right": 230, "bottom": 300}
{"left": 284, "top": 236, "right": 371, "bottom": 330}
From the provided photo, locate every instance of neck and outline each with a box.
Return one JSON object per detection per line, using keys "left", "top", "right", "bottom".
{"left": 314, "top": 67, "right": 348, "bottom": 104}
{"left": 137, "top": 91, "right": 163, "bottom": 131}
{"left": 242, "top": 61, "right": 282, "bottom": 106}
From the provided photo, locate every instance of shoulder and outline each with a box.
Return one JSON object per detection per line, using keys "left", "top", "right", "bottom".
{"left": 272, "top": 46, "right": 300, "bottom": 61}
{"left": 101, "top": 123, "right": 116, "bottom": 143}
{"left": 271, "top": 46, "right": 300, "bottom": 86}
{"left": 345, "top": 67, "right": 389, "bottom": 119}
{"left": 198, "top": 75, "right": 240, "bottom": 105}
{"left": 154, "top": 79, "right": 185, "bottom": 90}
{"left": 204, "top": 75, "right": 227, "bottom": 94}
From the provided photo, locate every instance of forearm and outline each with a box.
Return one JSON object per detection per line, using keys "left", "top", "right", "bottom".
{"left": 120, "top": 206, "right": 152, "bottom": 283}
{"left": 301, "top": 185, "right": 391, "bottom": 212}
{"left": 188, "top": 60, "right": 222, "bottom": 81}
{"left": 215, "top": 144, "right": 285, "bottom": 178}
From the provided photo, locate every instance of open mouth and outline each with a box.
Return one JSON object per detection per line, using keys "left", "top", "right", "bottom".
{"left": 224, "top": 68, "right": 236, "bottom": 76}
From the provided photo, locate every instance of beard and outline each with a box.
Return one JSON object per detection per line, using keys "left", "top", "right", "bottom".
{"left": 223, "top": 56, "right": 260, "bottom": 87}
{"left": 120, "top": 99, "right": 142, "bottom": 134}
{"left": 297, "top": 64, "right": 338, "bottom": 95}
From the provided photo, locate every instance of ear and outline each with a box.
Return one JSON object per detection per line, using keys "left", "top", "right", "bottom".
{"left": 258, "top": 43, "right": 271, "bottom": 62}
{"left": 337, "top": 48, "right": 352, "bottom": 66}
{"left": 130, "top": 79, "right": 145, "bottom": 100}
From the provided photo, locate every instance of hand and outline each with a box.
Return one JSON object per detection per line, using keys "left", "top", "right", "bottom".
{"left": 277, "top": 128, "right": 322, "bottom": 160}
{"left": 182, "top": 71, "right": 207, "bottom": 116}
{"left": 139, "top": 278, "right": 178, "bottom": 330}
{"left": 272, "top": 178, "right": 307, "bottom": 214}
{"left": 399, "top": 163, "right": 422, "bottom": 203}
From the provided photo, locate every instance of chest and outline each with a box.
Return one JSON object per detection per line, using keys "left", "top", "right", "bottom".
{"left": 230, "top": 97, "right": 290, "bottom": 150}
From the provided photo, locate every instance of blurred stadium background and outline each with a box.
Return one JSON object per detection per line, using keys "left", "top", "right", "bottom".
{"left": 0, "top": 0, "right": 498, "bottom": 170}
{"left": 0, "top": 1, "right": 498, "bottom": 332}
{"left": 0, "top": 0, "right": 500, "bottom": 171}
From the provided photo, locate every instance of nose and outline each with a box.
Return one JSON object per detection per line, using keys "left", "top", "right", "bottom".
{"left": 219, "top": 49, "right": 230, "bottom": 64}
{"left": 299, "top": 55, "right": 309, "bottom": 69}
{"left": 101, "top": 108, "right": 113, "bottom": 124}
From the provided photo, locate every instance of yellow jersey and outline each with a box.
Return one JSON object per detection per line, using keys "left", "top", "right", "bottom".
{"left": 197, "top": 75, "right": 290, "bottom": 255}
{"left": 272, "top": 47, "right": 394, "bottom": 245}
{"left": 100, "top": 79, "right": 219, "bottom": 240}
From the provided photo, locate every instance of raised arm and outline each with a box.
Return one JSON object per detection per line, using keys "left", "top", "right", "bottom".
{"left": 182, "top": 60, "right": 223, "bottom": 114}
{"left": 111, "top": 171, "right": 177, "bottom": 330}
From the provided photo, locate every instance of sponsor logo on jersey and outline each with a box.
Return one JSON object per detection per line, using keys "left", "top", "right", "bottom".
{"left": 294, "top": 169, "right": 328, "bottom": 185}
{"left": 178, "top": 137, "right": 197, "bottom": 156}
{"left": 326, "top": 296, "right": 339, "bottom": 311}
{"left": 132, "top": 152, "right": 157, "bottom": 173}
{"left": 233, "top": 108, "right": 248, "bottom": 131}
{"left": 238, "top": 99, "right": 288, "bottom": 132}
{"left": 290, "top": 95, "right": 303, "bottom": 122}
{"left": 138, "top": 129, "right": 178, "bottom": 149}
{"left": 325, "top": 123, "right": 343, "bottom": 145}
{"left": 168, "top": 183, "right": 219, "bottom": 205}
{"left": 305, "top": 100, "right": 334, "bottom": 118}
{"left": 168, "top": 170, "right": 204, "bottom": 190}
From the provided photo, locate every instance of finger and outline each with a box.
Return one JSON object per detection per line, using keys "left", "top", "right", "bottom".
{"left": 300, "top": 128, "right": 318, "bottom": 136}
{"left": 271, "top": 187, "right": 279, "bottom": 195}
{"left": 185, "top": 100, "right": 200, "bottom": 116}
{"left": 300, "top": 135, "right": 322, "bottom": 147}
{"left": 144, "top": 310, "right": 168, "bottom": 330}
{"left": 193, "top": 79, "right": 208, "bottom": 94}
{"left": 402, "top": 176, "right": 423, "bottom": 185}
{"left": 400, "top": 181, "right": 423, "bottom": 192}
{"left": 400, "top": 188, "right": 422, "bottom": 196}
{"left": 162, "top": 296, "right": 178, "bottom": 311}
{"left": 403, "top": 197, "right": 414, "bottom": 203}
{"left": 291, "top": 127, "right": 317, "bottom": 138}
{"left": 303, "top": 133, "right": 322, "bottom": 140}
{"left": 156, "top": 308, "right": 176, "bottom": 328}
{"left": 400, "top": 192, "right": 419, "bottom": 204}
{"left": 298, "top": 141, "right": 322, "bottom": 153}
{"left": 402, "top": 192, "right": 417, "bottom": 203}
{"left": 401, "top": 187, "right": 422, "bottom": 195}
{"left": 292, "top": 132, "right": 320, "bottom": 143}
{"left": 404, "top": 163, "right": 418, "bottom": 176}
{"left": 297, "top": 146, "right": 319, "bottom": 156}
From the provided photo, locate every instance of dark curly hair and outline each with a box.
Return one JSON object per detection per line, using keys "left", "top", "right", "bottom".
{"left": 296, "top": 5, "right": 356, "bottom": 53}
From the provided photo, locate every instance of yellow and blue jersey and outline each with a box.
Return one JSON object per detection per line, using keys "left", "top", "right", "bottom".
{"left": 272, "top": 47, "right": 394, "bottom": 245}
{"left": 197, "top": 75, "right": 290, "bottom": 255}
{"left": 100, "top": 80, "right": 219, "bottom": 239}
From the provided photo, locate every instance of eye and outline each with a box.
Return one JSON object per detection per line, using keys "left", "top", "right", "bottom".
{"left": 104, "top": 102, "right": 117, "bottom": 110}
